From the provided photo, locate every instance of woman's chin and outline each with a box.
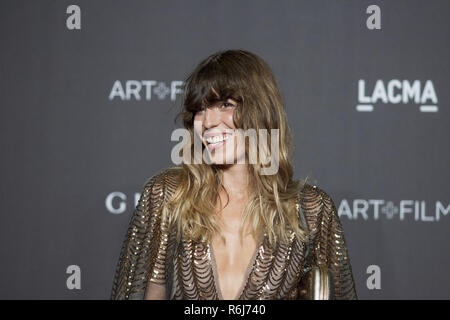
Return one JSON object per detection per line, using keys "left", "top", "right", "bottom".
{"left": 209, "top": 158, "right": 233, "bottom": 166}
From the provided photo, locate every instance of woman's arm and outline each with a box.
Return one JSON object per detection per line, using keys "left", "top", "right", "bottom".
{"left": 312, "top": 186, "right": 358, "bottom": 300}
{"left": 110, "top": 169, "right": 177, "bottom": 300}
{"left": 299, "top": 184, "right": 357, "bottom": 300}
{"left": 144, "top": 282, "right": 167, "bottom": 300}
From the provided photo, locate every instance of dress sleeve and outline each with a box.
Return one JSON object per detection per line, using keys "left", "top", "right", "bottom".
{"left": 110, "top": 171, "right": 172, "bottom": 300}
{"left": 309, "top": 186, "right": 358, "bottom": 300}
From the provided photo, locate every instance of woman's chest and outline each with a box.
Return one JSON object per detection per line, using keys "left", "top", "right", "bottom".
{"left": 169, "top": 231, "right": 309, "bottom": 300}
{"left": 209, "top": 231, "right": 260, "bottom": 300}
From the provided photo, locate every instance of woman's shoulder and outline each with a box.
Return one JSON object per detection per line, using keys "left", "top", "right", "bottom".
{"left": 140, "top": 166, "right": 182, "bottom": 201}
{"left": 298, "top": 182, "right": 338, "bottom": 227}
{"left": 299, "top": 182, "right": 335, "bottom": 204}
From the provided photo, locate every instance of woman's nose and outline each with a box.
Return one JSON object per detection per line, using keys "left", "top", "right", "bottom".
{"left": 203, "top": 107, "right": 220, "bottom": 128}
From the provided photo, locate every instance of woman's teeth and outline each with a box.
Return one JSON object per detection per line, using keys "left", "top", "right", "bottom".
{"left": 206, "top": 135, "right": 229, "bottom": 145}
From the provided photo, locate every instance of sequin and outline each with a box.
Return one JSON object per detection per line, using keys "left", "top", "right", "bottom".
{"left": 110, "top": 167, "right": 357, "bottom": 300}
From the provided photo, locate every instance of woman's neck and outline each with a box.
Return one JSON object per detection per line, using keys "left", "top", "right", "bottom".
{"left": 215, "top": 164, "right": 257, "bottom": 237}
{"left": 219, "top": 164, "right": 251, "bottom": 197}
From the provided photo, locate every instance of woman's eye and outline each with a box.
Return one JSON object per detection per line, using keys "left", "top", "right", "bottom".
{"left": 221, "top": 102, "right": 235, "bottom": 108}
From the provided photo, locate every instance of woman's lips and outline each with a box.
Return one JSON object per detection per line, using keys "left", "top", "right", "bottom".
{"left": 204, "top": 134, "right": 232, "bottom": 151}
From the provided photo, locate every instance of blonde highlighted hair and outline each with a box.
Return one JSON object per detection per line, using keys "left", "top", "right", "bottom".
{"left": 165, "top": 49, "right": 310, "bottom": 248}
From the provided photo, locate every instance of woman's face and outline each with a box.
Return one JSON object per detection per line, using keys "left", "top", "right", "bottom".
{"left": 193, "top": 96, "right": 245, "bottom": 166}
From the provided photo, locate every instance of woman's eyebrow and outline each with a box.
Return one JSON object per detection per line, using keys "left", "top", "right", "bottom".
{"left": 225, "top": 98, "right": 237, "bottom": 103}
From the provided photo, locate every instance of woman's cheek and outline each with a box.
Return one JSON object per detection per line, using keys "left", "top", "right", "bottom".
{"left": 225, "top": 110, "right": 235, "bottom": 128}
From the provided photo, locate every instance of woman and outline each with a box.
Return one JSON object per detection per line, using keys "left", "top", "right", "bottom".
{"left": 110, "top": 49, "right": 357, "bottom": 300}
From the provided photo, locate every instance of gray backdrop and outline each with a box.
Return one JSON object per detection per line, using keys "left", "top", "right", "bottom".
{"left": 0, "top": 0, "right": 449, "bottom": 299}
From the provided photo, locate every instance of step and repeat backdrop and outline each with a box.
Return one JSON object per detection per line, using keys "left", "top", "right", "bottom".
{"left": 0, "top": 0, "right": 448, "bottom": 299}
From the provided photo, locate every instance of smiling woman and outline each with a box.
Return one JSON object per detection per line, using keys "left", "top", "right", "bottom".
{"left": 110, "top": 49, "right": 357, "bottom": 300}
{"left": 197, "top": 98, "right": 237, "bottom": 155}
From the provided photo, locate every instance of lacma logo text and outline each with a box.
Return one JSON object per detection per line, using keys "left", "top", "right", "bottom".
{"left": 338, "top": 199, "right": 449, "bottom": 221}
{"left": 109, "top": 80, "right": 183, "bottom": 101}
{"left": 356, "top": 79, "right": 438, "bottom": 112}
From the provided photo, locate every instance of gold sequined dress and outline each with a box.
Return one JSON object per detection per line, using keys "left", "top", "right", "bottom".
{"left": 110, "top": 167, "right": 357, "bottom": 300}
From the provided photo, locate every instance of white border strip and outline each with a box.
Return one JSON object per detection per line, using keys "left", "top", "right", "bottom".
{"left": 420, "top": 105, "right": 438, "bottom": 112}
{"left": 356, "top": 105, "right": 373, "bottom": 112}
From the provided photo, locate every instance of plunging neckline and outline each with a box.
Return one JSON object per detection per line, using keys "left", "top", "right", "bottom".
{"left": 209, "top": 233, "right": 264, "bottom": 300}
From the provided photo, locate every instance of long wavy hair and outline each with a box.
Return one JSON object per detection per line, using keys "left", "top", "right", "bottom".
{"left": 163, "top": 49, "right": 310, "bottom": 248}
